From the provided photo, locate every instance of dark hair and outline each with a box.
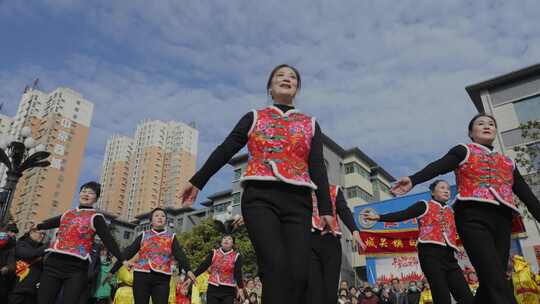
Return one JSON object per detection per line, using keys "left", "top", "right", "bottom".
{"left": 150, "top": 208, "right": 167, "bottom": 220}
{"left": 467, "top": 113, "right": 497, "bottom": 140}
{"left": 80, "top": 181, "right": 101, "bottom": 199}
{"left": 428, "top": 179, "right": 449, "bottom": 192}
{"left": 222, "top": 234, "right": 235, "bottom": 244}
{"left": 339, "top": 288, "right": 349, "bottom": 296}
{"left": 391, "top": 278, "right": 400, "bottom": 283}
{"left": 266, "top": 64, "right": 301, "bottom": 96}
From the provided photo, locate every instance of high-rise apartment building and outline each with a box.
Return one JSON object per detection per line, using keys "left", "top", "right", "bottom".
{"left": 98, "top": 120, "right": 198, "bottom": 220}
{"left": 3, "top": 87, "right": 93, "bottom": 231}
{"left": 98, "top": 135, "right": 133, "bottom": 218}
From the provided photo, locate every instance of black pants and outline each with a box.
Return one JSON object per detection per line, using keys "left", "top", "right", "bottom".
{"left": 307, "top": 232, "right": 342, "bottom": 304}
{"left": 8, "top": 293, "right": 37, "bottom": 304}
{"left": 417, "top": 243, "right": 473, "bottom": 304}
{"left": 454, "top": 202, "right": 517, "bottom": 304}
{"left": 37, "top": 253, "right": 89, "bottom": 304}
{"left": 207, "top": 284, "right": 236, "bottom": 304}
{"left": 133, "top": 271, "right": 170, "bottom": 304}
{"left": 241, "top": 181, "right": 312, "bottom": 304}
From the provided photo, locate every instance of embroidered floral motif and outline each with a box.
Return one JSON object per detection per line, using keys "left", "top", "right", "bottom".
{"left": 48, "top": 209, "right": 97, "bottom": 260}
{"left": 456, "top": 143, "right": 515, "bottom": 209}
{"left": 418, "top": 201, "right": 459, "bottom": 250}
{"left": 243, "top": 107, "right": 316, "bottom": 188}
{"left": 134, "top": 230, "right": 174, "bottom": 274}
{"left": 312, "top": 185, "right": 342, "bottom": 234}
{"left": 208, "top": 249, "right": 239, "bottom": 287}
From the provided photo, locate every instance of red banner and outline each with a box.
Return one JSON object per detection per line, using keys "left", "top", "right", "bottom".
{"left": 360, "top": 230, "right": 419, "bottom": 255}
{"left": 360, "top": 214, "right": 525, "bottom": 256}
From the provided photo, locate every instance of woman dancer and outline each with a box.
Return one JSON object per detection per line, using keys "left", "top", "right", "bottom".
{"left": 363, "top": 180, "right": 473, "bottom": 304}
{"left": 193, "top": 220, "right": 244, "bottom": 304}
{"left": 180, "top": 64, "right": 334, "bottom": 304}
{"left": 109, "top": 208, "right": 195, "bottom": 304}
{"left": 391, "top": 114, "right": 540, "bottom": 304}
{"left": 35, "top": 181, "right": 124, "bottom": 304}
{"left": 309, "top": 184, "right": 365, "bottom": 304}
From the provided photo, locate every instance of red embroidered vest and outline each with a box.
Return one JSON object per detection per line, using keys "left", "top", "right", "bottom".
{"left": 312, "top": 185, "right": 342, "bottom": 235}
{"left": 455, "top": 143, "right": 516, "bottom": 212}
{"left": 208, "top": 248, "right": 239, "bottom": 287}
{"left": 241, "top": 106, "right": 316, "bottom": 189}
{"left": 417, "top": 200, "right": 459, "bottom": 251}
{"left": 133, "top": 229, "right": 175, "bottom": 275}
{"left": 47, "top": 208, "right": 98, "bottom": 260}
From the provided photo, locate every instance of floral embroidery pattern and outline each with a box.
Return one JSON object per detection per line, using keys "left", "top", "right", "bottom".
{"left": 418, "top": 201, "right": 458, "bottom": 250}
{"left": 134, "top": 230, "right": 174, "bottom": 274}
{"left": 209, "top": 249, "right": 239, "bottom": 287}
{"left": 243, "top": 107, "right": 315, "bottom": 188}
{"left": 456, "top": 143, "right": 515, "bottom": 208}
{"left": 312, "top": 185, "right": 341, "bottom": 234}
{"left": 50, "top": 209, "right": 96, "bottom": 259}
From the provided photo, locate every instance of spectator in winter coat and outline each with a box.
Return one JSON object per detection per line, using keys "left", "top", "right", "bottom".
{"left": 8, "top": 228, "right": 47, "bottom": 304}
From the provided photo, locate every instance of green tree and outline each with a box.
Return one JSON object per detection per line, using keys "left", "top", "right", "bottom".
{"left": 513, "top": 120, "right": 540, "bottom": 230}
{"left": 177, "top": 218, "right": 258, "bottom": 276}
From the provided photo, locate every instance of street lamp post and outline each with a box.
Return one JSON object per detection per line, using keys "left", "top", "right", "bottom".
{"left": 0, "top": 126, "right": 50, "bottom": 224}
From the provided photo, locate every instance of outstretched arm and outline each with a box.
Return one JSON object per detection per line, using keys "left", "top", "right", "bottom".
{"left": 189, "top": 112, "right": 253, "bottom": 190}
{"left": 36, "top": 215, "right": 62, "bottom": 230}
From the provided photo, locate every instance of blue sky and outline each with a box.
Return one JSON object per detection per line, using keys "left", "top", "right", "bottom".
{"left": 1, "top": 1, "right": 539, "bottom": 205}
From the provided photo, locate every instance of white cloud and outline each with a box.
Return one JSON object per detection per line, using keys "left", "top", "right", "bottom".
{"left": 2, "top": 0, "right": 540, "bottom": 198}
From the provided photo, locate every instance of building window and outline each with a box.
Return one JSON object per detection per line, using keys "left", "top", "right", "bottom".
{"left": 514, "top": 94, "right": 540, "bottom": 124}
{"left": 232, "top": 192, "right": 241, "bottom": 206}
{"left": 344, "top": 162, "right": 370, "bottom": 178}
{"left": 346, "top": 186, "right": 373, "bottom": 201}
{"left": 233, "top": 168, "right": 242, "bottom": 181}
{"left": 123, "top": 231, "right": 132, "bottom": 240}
{"left": 214, "top": 203, "right": 229, "bottom": 213}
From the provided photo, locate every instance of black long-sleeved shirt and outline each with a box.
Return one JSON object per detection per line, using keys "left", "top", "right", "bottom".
{"left": 36, "top": 206, "right": 123, "bottom": 261}
{"left": 15, "top": 236, "right": 47, "bottom": 261}
{"left": 334, "top": 188, "right": 359, "bottom": 233}
{"left": 408, "top": 143, "right": 540, "bottom": 222}
{"left": 189, "top": 104, "right": 332, "bottom": 215}
{"left": 193, "top": 249, "right": 244, "bottom": 288}
{"left": 110, "top": 229, "right": 190, "bottom": 274}
{"left": 379, "top": 201, "right": 428, "bottom": 222}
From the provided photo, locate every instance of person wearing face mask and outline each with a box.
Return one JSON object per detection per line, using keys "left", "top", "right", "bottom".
{"left": 180, "top": 64, "right": 335, "bottom": 304}
{"left": 34, "top": 182, "right": 124, "bottom": 304}
{"left": 193, "top": 220, "right": 244, "bottom": 304}
{"left": 371, "top": 285, "right": 380, "bottom": 298}
{"left": 109, "top": 208, "right": 195, "bottom": 304}
{"left": 407, "top": 281, "right": 421, "bottom": 304}
{"left": 8, "top": 228, "right": 47, "bottom": 304}
{"left": 91, "top": 248, "right": 116, "bottom": 304}
{"left": 389, "top": 114, "right": 540, "bottom": 304}
{"left": 359, "top": 287, "right": 379, "bottom": 304}
{"left": 363, "top": 180, "right": 473, "bottom": 304}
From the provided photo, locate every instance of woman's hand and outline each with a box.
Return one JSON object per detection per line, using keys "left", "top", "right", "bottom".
{"left": 179, "top": 183, "right": 200, "bottom": 207}
{"left": 391, "top": 177, "right": 413, "bottom": 196}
